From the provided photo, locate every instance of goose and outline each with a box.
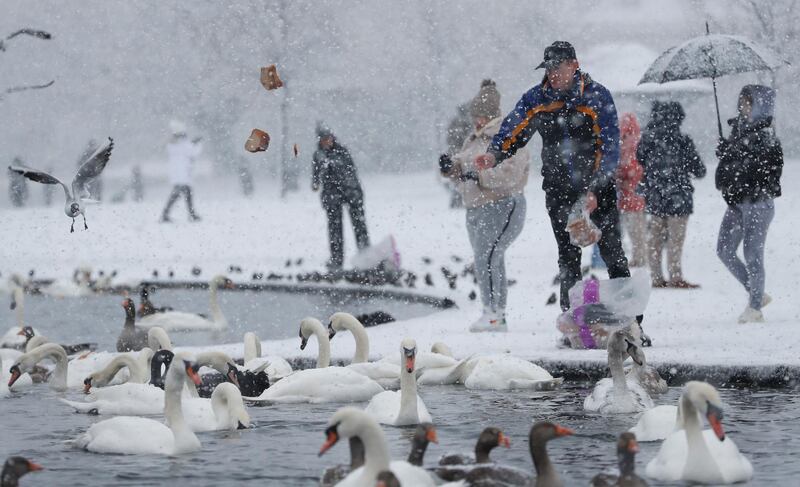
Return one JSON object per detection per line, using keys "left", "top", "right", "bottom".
{"left": 117, "top": 298, "right": 149, "bottom": 352}
{"left": 17, "top": 326, "right": 96, "bottom": 355}
{"left": 137, "top": 275, "right": 233, "bottom": 331}
{"left": 82, "top": 348, "right": 154, "bottom": 392}
{"left": 9, "top": 138, "right": 113, "bottom": 233}
{"left": 327, "top": 312, "right": 400, "bottom": 387}
{"left": 242, "top": 331, "right": 292, "bottom": 381}
{"left": 591, "top": 432, "right": 648, "bottom": 487}
{"left": 364, "top": 338, "right": 432, "bottom": 426}
{"left": 73, "top": 354, "right": 203, "bottom": 455}
{"left": 1, "top": 456, "right": 43, "bottom": 487}
{"left": 137, "top": 286, "right": 173, "bottom": 318}
{"left": 584, "top": 329, "right": 654, "bottom": 413}
{"left": 529, "top": 421, "right": 573, "bottom": 487}
{"left": 645, "top": 381, "right": 753, "bottom": 484}
{"left": 244, "top": 318, "right": 383, "bottom": 404}
{"left": 318, "top": 407, "right": 436, "bottom": 486}
{"left": 436, "top": 427, "right": 516, "bottom": 483}
{"left": 8, "top": 343, "right": 69, "bottom": 391}
{"left": 322, "top": 423, "right": 437, "bottom": 486}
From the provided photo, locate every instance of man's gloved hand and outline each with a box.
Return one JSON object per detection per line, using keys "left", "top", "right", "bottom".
{"left": 439, "top": 154, "right": 453, "bottom": 174}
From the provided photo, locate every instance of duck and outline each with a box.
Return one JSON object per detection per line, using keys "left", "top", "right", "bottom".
{"left": 1, "top": 456, "right": 43, "bottom": 486}
{"left": 364, "top": 338, "right": 431, "bottom": 426}
{"left": 436, "top": 427, "right": 516, "bottom": 482}
{"left": 8, "top": 343, "right": 69, "bottom": 391}
{"left": 244, "top": 318, "right": 383, "bottom": 404}
{"left": 590, "top": 432, "right": 648, "bottom": 487}
{"left": 327, "top": 312, "right": 400, "bottom": 387}
{"left": 318, "top": 407, "right": 436, "bottom": 486}
{"left": 242, "top": 331, "right": 292, "bottom": 382}
{"left": 584, "top": 329, "right": 654, "bottom": 413}
{"left": 17, "top": 326, "right": 96, "bottom": 355}
{"left": 645, "top": 381, "right": 753, "bottom": 484}
{"left": 73, "top": 354, "right": 203, "bottom": 455}
{"left": 137, "top": 285, "right": 173, "bottom": 318}
{"left": 81, "top": 348, "right": 154, "bottom": 392}
{"left": 322, "top": 423, "right": 437, "bottom": 486}
{"left": 137, "top": 275, "right": 233, "bottom": 331}
{"left": 116, "top": 298, "right": 149, "bottom": 352}
{"left": 529, "top": 421, "right": 573, "bottom": 487}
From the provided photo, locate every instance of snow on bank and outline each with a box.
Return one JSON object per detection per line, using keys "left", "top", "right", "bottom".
{"left": 2, "top": 159, "right": 799, "bottom": 369}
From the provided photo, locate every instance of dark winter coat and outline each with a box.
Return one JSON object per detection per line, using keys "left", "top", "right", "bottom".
{"left": 716, "top": 85, "right": 782, "bottom": 206}
{"left": 637, "top": 101, "right": 705, "bottom": 217}
{"left": 488, "top": 70, "right": 620, "bottom": 195}
{"left": 312, "top": 140, "right": 364, "bottom": 207}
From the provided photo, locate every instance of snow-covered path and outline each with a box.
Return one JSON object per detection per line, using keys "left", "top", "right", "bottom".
{"left": 2, "top": 159, "right": 798, "bottom": 370}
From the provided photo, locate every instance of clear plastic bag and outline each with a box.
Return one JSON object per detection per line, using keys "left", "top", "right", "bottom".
{"left": 349, "top": 235, "right": 401, "bottom": 271}
{"left": 566, "top": 196, "right": 602, "bottom": 247}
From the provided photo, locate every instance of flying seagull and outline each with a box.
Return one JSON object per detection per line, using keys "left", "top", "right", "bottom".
{"left": 9, "top": 137, "right": 114, "bottom": 232}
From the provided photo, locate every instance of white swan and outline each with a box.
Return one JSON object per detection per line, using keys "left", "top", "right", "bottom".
{"left": 328, "top": 312, "right": 400, "bottom": 387}
{"left": 1, "top": 285, "right": 42, "bottom": 349}
{"left": 82, "top": 348, "right": 154, "bottom": 391}
{"left": 137, "top": 275, "right": 233, "bottom": 331}
{"left": 456, "top": 353, "right": 561, "bottom": 391}
{"left": 182, "top": 382, "right": 251, "bottom": 432}
{"left": 646, "top": 381, "right": 753, "bottom": 484}
{"left": 319, "top": 407, "right": 436, "bottom": 486}
{"left": 74, "top": 354, "right": 202, "bottom": 455}
{"left": 365, "top": 338, "right": 432, "bottom": 426}
{"left": 242, "top": 331, "right": 292, "bottom": 381}
{"left": 584, "top": 329, "right": 653, "bottom": 413}
{"left": 65, "top": 351, "right": 118, "bottom": 389}
{"left": 61, "top": 382, "right": 167, "bottom": 415}
{"left": 8, "top": 343, "right": 69, "bottom": 391}
{"left": 244, "top": 318, "right": 383, "bottom": 404}
{"left": 148, "top": 326, "right": 173, "bottom": 351}
{"left": 625, "top": 352, "right": 668, "bottom": 395}
{"left": 41, "top": 269, "right": 93, "bottom": 298}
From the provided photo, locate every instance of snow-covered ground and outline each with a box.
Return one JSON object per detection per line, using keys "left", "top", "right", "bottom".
{"left": 2, "top": 159, "right": 799, "bottom": 370}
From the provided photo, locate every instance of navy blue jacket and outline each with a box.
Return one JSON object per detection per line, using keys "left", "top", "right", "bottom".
{"left": 488, "top": 71, "right": 620, "bottom": 194}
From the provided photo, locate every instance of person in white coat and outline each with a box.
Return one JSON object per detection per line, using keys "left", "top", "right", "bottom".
{"left": 161, "top": 121, "right": 202, "bottom": 222}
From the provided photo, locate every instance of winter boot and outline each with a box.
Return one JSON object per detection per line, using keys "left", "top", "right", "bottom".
{"left": 469, "top": 308, "right": 507, "bottom": 333}
{"left": 738, "top": 306, "right": 764, "bottom": 323}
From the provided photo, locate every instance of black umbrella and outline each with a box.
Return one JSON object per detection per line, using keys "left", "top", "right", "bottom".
{"left": 639, "top": 23, "right": 788, "bottom": 138}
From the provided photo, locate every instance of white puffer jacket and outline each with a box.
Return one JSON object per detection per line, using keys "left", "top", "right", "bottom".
{"left": 167, "top": 137, "right": 202, "bottom": 186}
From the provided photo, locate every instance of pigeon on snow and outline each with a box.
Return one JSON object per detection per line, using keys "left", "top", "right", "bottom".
{"left": 9, "top": 137, "right": 113, "bottom": 232}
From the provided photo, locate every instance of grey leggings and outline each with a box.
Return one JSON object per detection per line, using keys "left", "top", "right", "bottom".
{"left": 466, "top": 194, "right": 526, "bottom": 312}
{"left": 716, "top": 199, "right": 775, "bottom": 309}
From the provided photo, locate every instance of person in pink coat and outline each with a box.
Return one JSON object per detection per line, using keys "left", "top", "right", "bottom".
{"left": 615, "top": 113, "right": 646, "bottom": 267}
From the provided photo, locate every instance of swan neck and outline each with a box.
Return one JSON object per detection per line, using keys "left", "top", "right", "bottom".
{"left": 343, "top": 320, "right": 369, "bottom": 363}
{"left": 164, "top": 368, "right": 193, "bottom": 437}
{"left": 13, "top": 287, "right": 24, "bottom": 326}
{"left": 29, "top": 345, "right": 68, "bottom": 390}
{"left": 314, "top": 326, "right": 331, "bottom": 368}
{"left": 359, "top": 419, "right": 391, "bottom": 480}
{"left": 243, "top": 333, "right": 261, "bottom": 363}
{"left": 609, "top": 350, "right": 628, "bottom": 393}
{"left": 208, "top": 281, "right": 226, "bottom": 325}
{"left": 398, "top": 366, "right": 418, "bottom": 423}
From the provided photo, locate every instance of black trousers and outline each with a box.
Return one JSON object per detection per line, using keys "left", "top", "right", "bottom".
{"left": 546, "top": 182, "right": 630, "bottom": 311}
{"left": 324, "top": 192, "right": 370, "bottom": 267}
{"left": 162, "top": 185, "right": 198, "bottom": 219}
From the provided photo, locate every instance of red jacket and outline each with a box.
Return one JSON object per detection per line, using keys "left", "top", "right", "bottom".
{"left": 616, "top": 113, "right": 645, "bottom": 212}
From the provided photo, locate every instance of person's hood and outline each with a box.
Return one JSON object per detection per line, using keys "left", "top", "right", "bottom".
{"left": 740, "top": 84, "right": 775, "bottom": 124}
{"left": 474, "top": 116, "right": 503, "bottom": 138}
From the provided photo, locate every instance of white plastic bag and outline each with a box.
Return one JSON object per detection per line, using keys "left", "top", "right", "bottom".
{"left": 349, "top": 235, "right": 401, "bottom": 271}
{"left": 566, "top": 196, "right": 602, "bottom": 247}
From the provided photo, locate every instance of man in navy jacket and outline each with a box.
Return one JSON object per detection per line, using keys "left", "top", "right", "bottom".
{"left": 477, "top": 42, "right": 641, "bottom": 329}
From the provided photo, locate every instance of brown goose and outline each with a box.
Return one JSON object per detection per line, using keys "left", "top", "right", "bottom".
{"left": 1, "top": 457, "right": 42, "bottom": 487}
{"left": 530, "top": 421, "right": 573, "bottom": 487}
{"left": 591, "top": 432, "right": 648, "bottom": 487}
{"left": 407, "top": 423, "right": 438, "bottom": 466}
{"left": 137, "top": 286, "right": 173, "bottom": 318}
{"left": 116, "top": 298, "right": 149, "bottom": 352}
{"left": 436, "top": 426, "right": 513, "bottom": 482}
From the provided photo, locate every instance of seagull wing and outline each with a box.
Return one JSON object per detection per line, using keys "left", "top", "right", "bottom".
{"left": 72, "top": 137, "right": 113, "bottom": 199}
{"left": 8, "top": 164, "right": 70, "bottom": 198}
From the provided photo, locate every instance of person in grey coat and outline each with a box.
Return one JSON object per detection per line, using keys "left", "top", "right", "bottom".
{"left": 312, "top": 124, "right": 370, "bottom": 270}
{"left": 637, "top": 101, "right": 705, "bottom": 288}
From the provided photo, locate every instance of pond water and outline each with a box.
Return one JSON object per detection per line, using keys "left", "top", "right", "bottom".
{"left": 1, "top": 288, "right": 439, "bottom": 351}
{"left": 1, "top": 382, "right": 798, "bottom": 486}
